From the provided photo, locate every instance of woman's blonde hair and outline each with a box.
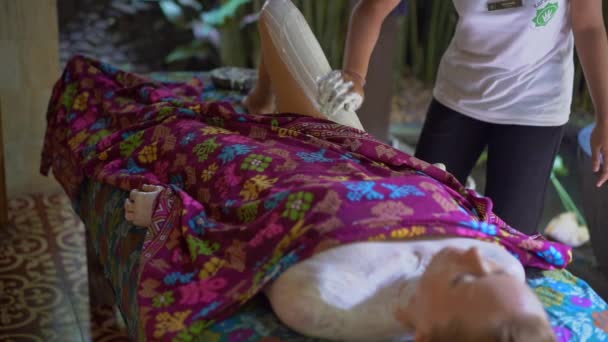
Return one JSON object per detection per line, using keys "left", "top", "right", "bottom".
{"left": 427, "top": 314, "right": 556, "bottom": 342}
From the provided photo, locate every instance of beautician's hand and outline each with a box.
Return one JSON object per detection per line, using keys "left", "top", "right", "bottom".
{"left": 317, "top": 70, "right": 364, "bottom": 118}
{"left": 591, "top": 121, "right": 608, "bottom": 187}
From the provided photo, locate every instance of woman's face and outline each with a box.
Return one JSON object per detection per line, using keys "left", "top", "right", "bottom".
{"left": 406, "top": 247, "right": 549, "bottom": 336}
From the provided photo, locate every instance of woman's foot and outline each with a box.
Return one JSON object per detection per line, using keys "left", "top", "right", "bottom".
{"left": 124, "top": 184, "right": 164, "bottom": 227}
{"left": 433, "top": 163, "right": 447, "bottom": 171}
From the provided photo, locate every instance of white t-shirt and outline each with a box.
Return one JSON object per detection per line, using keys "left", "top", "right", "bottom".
{"left": 434, "top": 0, "right": 574, "bottom": 126}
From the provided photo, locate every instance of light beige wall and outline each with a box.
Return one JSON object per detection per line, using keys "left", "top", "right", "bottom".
{"left": 0, "top": 0, "right": 61, "bottom": 197}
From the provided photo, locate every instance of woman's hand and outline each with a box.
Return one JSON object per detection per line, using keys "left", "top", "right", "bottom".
{"left": 572, "top": 0, "right": 608, "bottom": 187}
{"left": 317, "top": 70, "right": 364, "bottom": 117}
{"left": 591, "top": 122, "right": 608, "bottom": 187}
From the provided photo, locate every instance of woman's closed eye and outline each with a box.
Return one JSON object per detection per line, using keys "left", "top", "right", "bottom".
{"left": 451, "top": 270, "right": 507, "bottom": 286}
{"left": 451, "top": 273, "right": 475, "bottom": 286}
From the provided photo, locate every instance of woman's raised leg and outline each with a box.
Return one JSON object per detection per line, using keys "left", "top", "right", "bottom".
{"left": 255, "top": 1, "right": 323, "bottom": 118}
{"left": 243, "top": 52, "right": 275, "bottom": 115}
{"left": 247, "top": 0, "right": 364, "bottom": 129}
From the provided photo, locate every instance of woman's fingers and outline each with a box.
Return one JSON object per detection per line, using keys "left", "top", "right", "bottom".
{"left": 597, "top": 149, "right": 608, "bottom": 187}
{"left": 125, "top": 211, "right": 135, "bottom": 222}
{"left": 141, "top": 184, "right": 155, "bottom": 192}
{"left": 326, "top": 91, "right": 363, "bottom": 117}
{"left": 318, "top": 71, "right": 343, "bottom": 105}
{"left": 142, "top": 184, "right": 163, "bottom": 193}
{"left": 124, "top": 199, "right": 135, "bottom": 223}
{"left": 129, "top": 189, "right": 138, "bottom": 201}
{"left": 325, "top": 81, "right": 353, "bottom": 114}
{"left": 343, "top": 93, "right": 363, "bottom": 112}
{"left": 592, "top": 145, "right": 601, "bottom": 173}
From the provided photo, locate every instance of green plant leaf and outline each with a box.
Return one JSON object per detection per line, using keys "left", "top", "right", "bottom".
{"left": 550, "top": 173, "right": 587, "bottom": 226}
{"left": 165, "top": 41, "right": 212, "bottom": 64}
{"left": 552, "top": 155, "right": 569, "bottom": 177}
{"left": 476, "top": 150, "right": 488, "bottom": 166}
{"left": 177, "top": 0, "right": 201, "bottom": 10}
{"left": 159, "top": 0, "right": 184, "bottom": 23}
{"left": 200, "top": 0, "right": 253, "bottom": 26}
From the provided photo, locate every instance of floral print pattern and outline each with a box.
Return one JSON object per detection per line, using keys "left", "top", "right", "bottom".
{"left": 282, "top": 192, "right": 314, "bottom": 221}
{"left": 241, "top": 154, "right": 273, "bottom": 172}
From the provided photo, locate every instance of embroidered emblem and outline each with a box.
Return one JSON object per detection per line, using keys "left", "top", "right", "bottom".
{"left": 533, "top": 2, "right": 559, "bottom": 27}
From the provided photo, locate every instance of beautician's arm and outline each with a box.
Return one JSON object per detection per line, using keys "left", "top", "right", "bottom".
{"left": 342, "top": 0, "right": 401, "bottom": 96}
{"left": 572, "top": 0, "right": 608, "bottom": 187}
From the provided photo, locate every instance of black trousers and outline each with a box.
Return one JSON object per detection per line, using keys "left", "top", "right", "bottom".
{"left": 415, "top": 99, "right": 565, "bottom": 235}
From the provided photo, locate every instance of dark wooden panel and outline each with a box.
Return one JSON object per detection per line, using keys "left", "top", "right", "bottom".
{"left": 0, "top": 99, "right": 7, "bottom": 228}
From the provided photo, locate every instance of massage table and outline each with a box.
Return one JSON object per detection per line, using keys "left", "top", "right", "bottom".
{"left": 66, "top": 71, "right": 608, "bottom": 342}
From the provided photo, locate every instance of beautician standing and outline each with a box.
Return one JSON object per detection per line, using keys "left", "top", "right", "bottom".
{"left": 320, "top": 0, "right": 608, "bottom": 234}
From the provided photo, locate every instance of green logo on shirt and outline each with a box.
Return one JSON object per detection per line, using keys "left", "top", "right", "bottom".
{"left": 533, "top": 2, "right": 559, "bottom": 27}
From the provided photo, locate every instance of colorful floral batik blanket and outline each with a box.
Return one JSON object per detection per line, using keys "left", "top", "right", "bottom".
{"left": 42, "top": 56, "right": 574, "bottom": 341}
{"left": 77, "top": 180, "right": 608, "bottom": 342}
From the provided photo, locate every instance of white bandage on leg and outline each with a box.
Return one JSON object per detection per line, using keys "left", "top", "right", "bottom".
{"left": 317, "top": 70, "right": 364, "bottom": 118}
{"left": 260, "top": 0, "right": 364, "bottom": 130}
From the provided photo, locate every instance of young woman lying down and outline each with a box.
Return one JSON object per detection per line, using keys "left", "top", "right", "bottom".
{"left": 41, "top": 1, "right": 569, "bottom": 341}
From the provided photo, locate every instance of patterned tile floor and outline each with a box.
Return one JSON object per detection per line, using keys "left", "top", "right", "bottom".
{"left": 0, "top": 193, "right": 128, "bottom": 341}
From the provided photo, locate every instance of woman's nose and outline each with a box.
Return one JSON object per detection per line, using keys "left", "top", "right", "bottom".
{"left": 462, "top": 247, "right": 493, "bottom": 275}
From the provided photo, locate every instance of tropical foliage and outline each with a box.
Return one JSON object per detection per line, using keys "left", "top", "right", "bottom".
{"left": 138, "top": 0, "right": 351, "bottom": 68}
{"left": 145, "top": 0, "right": 608, "bottom": 113}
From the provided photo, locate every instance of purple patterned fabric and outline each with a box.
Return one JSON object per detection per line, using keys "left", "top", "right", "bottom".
{"left": 41, "top": 56, "right": 572, "bottom": 341}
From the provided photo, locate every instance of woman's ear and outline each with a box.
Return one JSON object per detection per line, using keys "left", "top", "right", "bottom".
{"left": 394, "top": 296, "right": 420, "bottom": 331}
{"left": 393, "top": 305, "right": 412, "bottom": 327}
{"left": 414, "top": 330, "right": 429, "bottom": 342}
